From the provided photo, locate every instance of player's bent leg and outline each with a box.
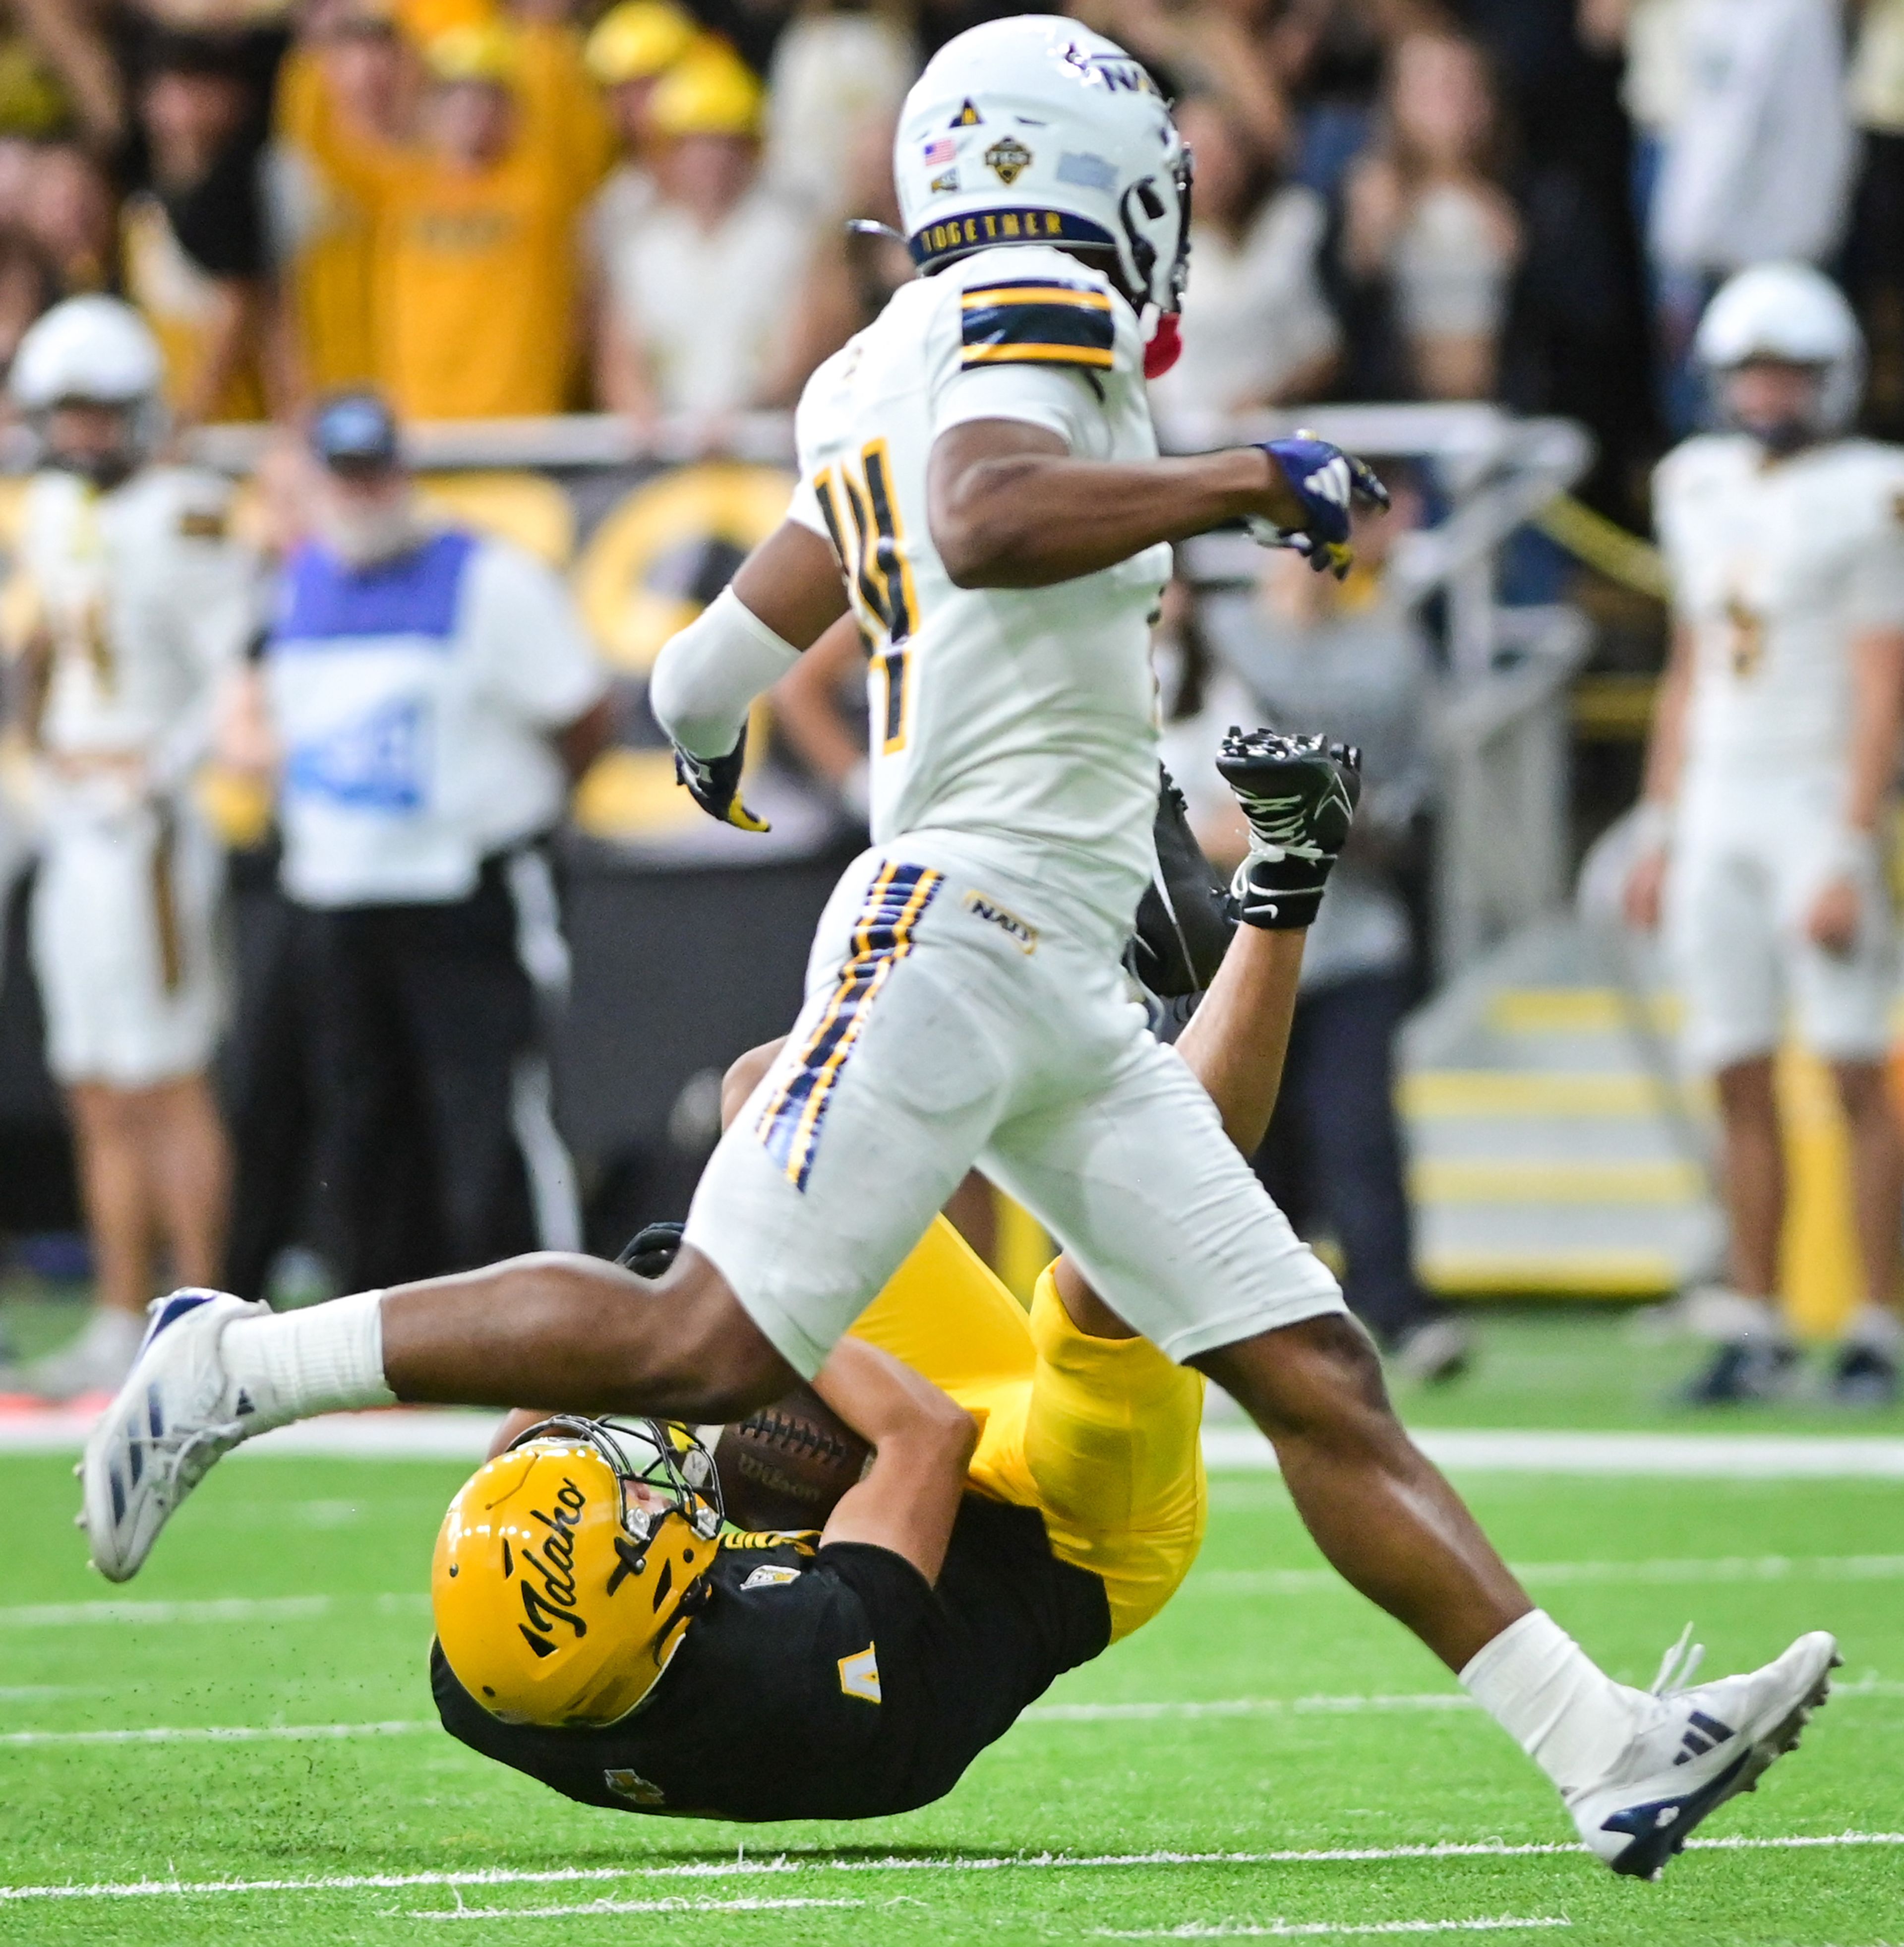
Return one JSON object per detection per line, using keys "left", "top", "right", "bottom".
{"left": 1195, "top": 1315, "right": 1528, "bottom": 1671}
{"left": 1008, "top": 1268, "right": 1206, "bottom": 1642}
{"left": 81, "top": 1246, "right": 796, "bottom": 1582}
{"left": 683, "top": 859, "right": 1015, "bottom": 1380}
{"left": 849, "top": 1216, "right": 1037, "bottom": 1395}
{"left": 984, "top": 1027, "right": 1346, "bottom": 1368}
{"left": 1197, "top": 1313, "right": 1838, "bottom": 1876}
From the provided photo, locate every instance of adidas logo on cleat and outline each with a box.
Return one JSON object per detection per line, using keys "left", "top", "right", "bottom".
{"left": 1672, "top": 1710, "right": 1735, "bottom": 1766}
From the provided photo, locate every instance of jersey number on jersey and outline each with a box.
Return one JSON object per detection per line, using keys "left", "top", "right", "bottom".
{"left": 1723, "top": 593, "right": 1765, "bottom": 679}
{"left": 815, "top": 441, "right": 920, "bottom": 754}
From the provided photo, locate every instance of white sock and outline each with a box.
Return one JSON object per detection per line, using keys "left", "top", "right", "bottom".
{"left": 1843, "top": 1303, "right": 1904, "bottom": 1354}
{"left": 1685, "top": 1286, "right": 1788, "bottom": 1344}
{"left": 1460, "top": 1610, "right": 1640, "bottom": 1794}
{"left": 221, "top": 1290, "right": 397, "bottom": 1433}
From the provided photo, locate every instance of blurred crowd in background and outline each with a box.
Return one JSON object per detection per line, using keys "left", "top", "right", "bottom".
{"left": 7, "top": 0, "right": 1904, "bottom": 1404}
{"left": 0, "top": 0, "right": 1889, "bottom": 509}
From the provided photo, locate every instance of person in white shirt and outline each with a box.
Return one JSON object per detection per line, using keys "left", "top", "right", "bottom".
{"left": 1148, "top": 89, "right": 1338, "bottom": 424}
{"left": 2, "top": 297, "right": 254, "bottom": 1400}
{"left": 261, "top": 390, "right": 612, "bottom": 1292}
{"left": 581, "top": 0, "right": 699, "bottom": 273}
{"left": 760, "top": 0, "right": 916, "bottom": 217}
{"left": 1651, "top": 0, "right": 1853, "bottom": 285}
{"left": 1340, "top": 29, "right": 1520, "bottom": 402}
{"left": 593, "top": 41, "right": 817, "bottom": 425}
{"left": 1625, "top": 264, "right": 1904, "bottom": 1407}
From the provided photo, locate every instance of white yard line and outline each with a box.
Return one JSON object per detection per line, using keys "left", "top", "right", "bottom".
{"left": 8, "top": 1678, "right": 1900, "bottom": 1746}
{"left": 1092, "top": 1923, "right": 1571, "bottom": 1940}
{"left": 1204, "top": 1428, "right": 1904, "bottom": 1477}
{"left": 0, "top": 1592, "right": 428, "bottom": 1629}
{"left": 0, "top": 1720, "right": 435, "bottom": 1747}
{"left": 5, "top": 1411, "right": 1904, "bottom": 1474}
{"left": 410, "top": 1896, "right": 866, "bottom": 1921}
{"left": 3, "top": 1552, "right": 1897, "bottom": 1635}
{"left": 1191, "top": 1555, "right": 1904, "bottom": 1597}
{"left": 0, "top": 1409, "right": 500, "bottom": 1458}
{"left": 2, "top": 1833, "right": 1900, "bottom": 1902}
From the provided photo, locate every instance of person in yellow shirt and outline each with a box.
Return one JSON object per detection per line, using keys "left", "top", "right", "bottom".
{"left": 270, "top": 1, "right": 416, "bottom": 395}
{"left": 335, "top": 20, "right": 608, "bottom": 419}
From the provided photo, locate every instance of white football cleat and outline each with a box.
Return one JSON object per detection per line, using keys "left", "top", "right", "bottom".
{"left": 1567, "top": 1625, "right": 1840, "bottom": 1879}
{"left": 80, "top": 1289, "right": 268, "bottom": 1582}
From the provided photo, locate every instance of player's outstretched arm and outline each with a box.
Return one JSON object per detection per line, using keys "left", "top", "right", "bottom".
{"left": 1054, "top": 735, "right": 1360, "bottom": 1336}
{"left": 928, "top": 421, "right": 1385, "bottom": 590}
{"left": 650, "top": 520, "right": 848, "bottom": 832}
{"left": 808, "top": 1337, "right": 981, "bottom": 1584}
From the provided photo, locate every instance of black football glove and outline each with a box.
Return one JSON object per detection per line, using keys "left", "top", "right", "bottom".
{"left": 616, "top": 1220, "right": 685, "bottom": 1279}
{"left": 1128, "top": 765, "right": 1235, "bottom": 998}
{"left": 1247, "top": 433, "right": 1390, "bottom": 579}
{"left": 673, "top": 726, "right": 770, "bottom": 833}
{"left": 1215, "top": 729, "right": 1362, "bottom": 930}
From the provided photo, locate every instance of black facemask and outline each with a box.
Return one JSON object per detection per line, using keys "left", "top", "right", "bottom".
{"left": 49, "top": 446, "right": 136, "bottom": 491}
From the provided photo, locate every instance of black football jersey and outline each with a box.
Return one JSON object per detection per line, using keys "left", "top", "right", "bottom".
{"left": 431, "top": 1493, "right": 1111, "bottom": 1821}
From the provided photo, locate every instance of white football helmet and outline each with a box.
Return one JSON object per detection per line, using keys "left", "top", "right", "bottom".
{"left": 11, "top": 296, "right": 165, "bottom": 411}
{"left": 892, "top": 15, "right": 1191, "bottom": 325}
{"left": 1695, "top": 262, "right": 1864, "bottom": 440}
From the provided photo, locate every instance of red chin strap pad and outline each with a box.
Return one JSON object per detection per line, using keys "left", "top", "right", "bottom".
{"left": 1143, "top": 312, "right": 1183, "bottom": 380}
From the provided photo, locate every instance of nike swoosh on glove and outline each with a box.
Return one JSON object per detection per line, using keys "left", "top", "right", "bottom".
{"left": 1216, "top": 728, "right": 1363, "bottom": 930}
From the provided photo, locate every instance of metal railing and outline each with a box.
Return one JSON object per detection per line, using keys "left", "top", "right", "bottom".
{"left": 179, "top": 402, "right": 1598, "bottom": 980}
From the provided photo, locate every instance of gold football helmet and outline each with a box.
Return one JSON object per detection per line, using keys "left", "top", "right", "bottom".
{"left": 432, "top": 1416, "right": 723, "bottom": 1727}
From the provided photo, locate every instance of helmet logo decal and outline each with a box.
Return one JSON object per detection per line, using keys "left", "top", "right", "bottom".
{"left": 838, "top": 1644, "right": 882, "bottom": 1704}
{"left": 930, "top": 171, "right": 957, "bottom": 194}
{"left": 516, "top": 1478, "right": 590, "bottom": 1652}
{"left": 1060, "top": 42, "right": 1159, "bottom": 95}
{"left": 952, "top": 99, "right": 982, "bottom": 125}
{"left": 1058, "top": 152, "right": 1116, "bottom": 191}
{"left": 985, "top": 136, "right": 1033, "bottom": 186}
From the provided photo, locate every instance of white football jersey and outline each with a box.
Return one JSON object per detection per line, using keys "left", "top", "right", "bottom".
{"left": 788, "top": 242, "right": 1171, "bottom": 928}
{"left": 1654, "top": 434, "right": 1904, "bottom": 785}
{"left": 22, "top": 465, "right": 254, "bottom": 789}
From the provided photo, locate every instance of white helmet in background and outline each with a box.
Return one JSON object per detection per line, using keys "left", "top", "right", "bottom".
{"left": 893, "top": 16, "right": 1191, "bottom": 335}
{"left": 12, "top": 296, "right": 164, "bottom": 411}
{"left": 1695, "top": 262, "right": 1864, "bottom": 446}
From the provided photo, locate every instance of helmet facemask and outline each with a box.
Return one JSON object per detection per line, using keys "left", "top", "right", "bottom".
{"left": 509, "top": 1413, "right": 724, "bottom": 1550}
{"left": 1715, "top": 358, "right": 1836, "bottom": 458}
{"left": 40, "top": 396, "right": 157, "bottom": 492}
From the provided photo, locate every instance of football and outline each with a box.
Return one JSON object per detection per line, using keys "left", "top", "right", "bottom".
{"left": 713, "top": 1383, "right": 872, "bottom": 1532}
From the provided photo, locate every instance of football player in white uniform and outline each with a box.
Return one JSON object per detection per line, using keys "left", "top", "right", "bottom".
{"left": 1626, "top": 264, "right": 1904, "bottom": 1407}
{"left": 85, "top": 20, "right": 1838, "bottom": 1878}
{"left": 1, "top": 299, "right": 253, "bottom": 1399}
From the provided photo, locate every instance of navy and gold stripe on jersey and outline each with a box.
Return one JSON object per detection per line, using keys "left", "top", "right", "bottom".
{"left": 755, "top": 863, "right": 942, "bottom": 1191}
{"left": 960, "top": 278, "right": 1116, "bottom": 371}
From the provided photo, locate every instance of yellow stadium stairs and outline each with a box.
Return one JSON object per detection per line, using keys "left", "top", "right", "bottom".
{"left": 1400, "top": 917, "right": 1870, "bottom": 1335}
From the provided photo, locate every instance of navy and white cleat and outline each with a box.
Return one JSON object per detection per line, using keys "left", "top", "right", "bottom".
{"left": 1568, "top": 1625, "right": 1840, "bottom": 1879}
{"left": 80, "top": 1289, "right": 267, "bottom": 1582}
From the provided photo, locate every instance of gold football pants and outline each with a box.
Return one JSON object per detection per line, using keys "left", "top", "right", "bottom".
{"left": 850, "top": 1216, "right": 1206, "bottom": 1642}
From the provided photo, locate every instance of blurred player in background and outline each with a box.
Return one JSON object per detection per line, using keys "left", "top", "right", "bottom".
{"left": 1, "top": 297, "right": 254, "bottom": 1399}
{"left": 257, "top": 390, "right": 612, "bottom": 1291}
{"left": 1626, "top": 263, "right": 1904, "bottom": 1407}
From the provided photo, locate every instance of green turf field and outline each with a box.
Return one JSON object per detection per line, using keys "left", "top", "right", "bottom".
{"left": 0, "top": 1315, "right": 1900, "bottom": 1945}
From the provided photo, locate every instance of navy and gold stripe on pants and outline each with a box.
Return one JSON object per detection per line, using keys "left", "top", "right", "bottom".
{"left": 755, "top": 863, "right": 942, "bottom": 1192}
